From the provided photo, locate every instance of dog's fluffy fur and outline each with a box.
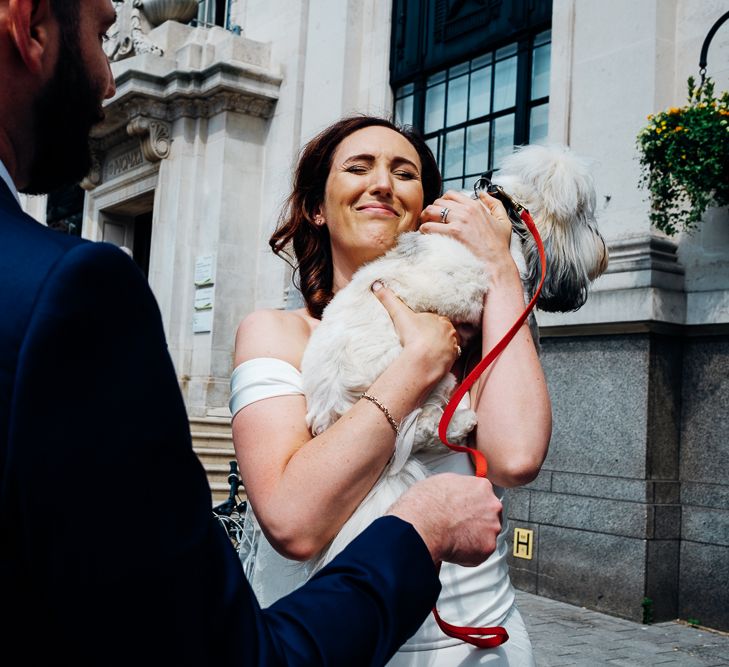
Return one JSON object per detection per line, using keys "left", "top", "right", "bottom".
{"left": 300, "top": 144, "right": 608, "bottom": 568}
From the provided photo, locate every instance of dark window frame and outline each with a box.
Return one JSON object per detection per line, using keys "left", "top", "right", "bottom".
{"left": 392, "top": 0, "right": 551, "bottom": 190}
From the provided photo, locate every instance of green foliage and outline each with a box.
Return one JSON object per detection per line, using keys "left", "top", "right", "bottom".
{"left": 641, "top": 596, "right": 654, "bottom": 625}
{"left": 687, "top": 617, "right": 701, "bottom": 627}
{"left": 637, "top": 76, "right": 729, "bottom": 236}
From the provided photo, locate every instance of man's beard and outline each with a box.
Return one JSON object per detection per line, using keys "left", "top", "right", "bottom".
{"left": 22, "top": 36, "right": 105, "bottom": 195}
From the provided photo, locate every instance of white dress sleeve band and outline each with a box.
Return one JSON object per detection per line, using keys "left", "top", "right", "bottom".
{"left": 229, "top": 357, "right": 304, "bottom": 417}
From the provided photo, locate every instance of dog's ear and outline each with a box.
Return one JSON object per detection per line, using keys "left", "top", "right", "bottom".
{"left": 526, "top": 222, "right": 608, "bottom": 312}
{"left": 495, "top": 143, "right": 609, "bottom": 312}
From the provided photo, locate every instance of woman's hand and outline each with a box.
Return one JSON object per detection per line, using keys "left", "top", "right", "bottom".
{"left": 372, "top": 281, "right": 459, "bottom": 385}
{"left": 421, "top": 191, "right": 552, "bottom": 488}
{"left": 419, "top": 191, "right": 513, "bottom": 273}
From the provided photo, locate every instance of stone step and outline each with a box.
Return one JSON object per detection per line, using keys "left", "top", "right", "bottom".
{"left": 195, "top": 446, "right": 235, "bottom": 465}
{"left": 189, "top": 416, "right": 240, "bottom": 503}
{"left": 210, "top": 480, "right": 247, "bottom": 505}
{"left": 203, "top": 462, "right": 238, "bottom": 484}
{"left": 207, "top": 469, "right": 246, "bottom": 504}
{"left": 191, "top": 432, "right": 234, "bottom": 448}
{"left": 189, "top": 416, "right": 231, "bottom": 436}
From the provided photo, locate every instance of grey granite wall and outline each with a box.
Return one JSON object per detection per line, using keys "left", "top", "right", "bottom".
{"left": 507, "top": 333, "right": 728, "bottom": 630}
{"left": 678, "top": 337, "right": 729, "bottom": 630}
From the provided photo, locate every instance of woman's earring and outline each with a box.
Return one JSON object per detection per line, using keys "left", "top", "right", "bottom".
{"left": 314, "top": 215, "right": 325, "bottom": 226}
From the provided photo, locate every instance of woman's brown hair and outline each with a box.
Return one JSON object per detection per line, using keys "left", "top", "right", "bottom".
{"left": 270, "top": 115, "right": 441, "bottom": 319}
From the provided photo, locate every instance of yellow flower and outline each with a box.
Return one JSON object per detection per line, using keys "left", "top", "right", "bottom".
{"left": 675, "top": 126, "right": 683, "bottom": 132}
{"left": 682, "top": 154, "right": 686, "bottom": 159}
{"left": 647, "top": 114, "right": 654, "bottom": 120}
{"left": 656, "top": 128, "right": 662, "bottom": 134}
{"left": 668, "top": 107, "right": 681, "bottom": 115}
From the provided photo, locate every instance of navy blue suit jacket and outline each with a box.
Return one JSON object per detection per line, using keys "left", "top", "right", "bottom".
{"left": 0, "top": 180, "right": 440, "bottom": 665}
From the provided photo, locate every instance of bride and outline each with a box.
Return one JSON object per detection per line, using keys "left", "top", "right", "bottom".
{"left": 230, "top": 115, "right": 551, "bottom": 665}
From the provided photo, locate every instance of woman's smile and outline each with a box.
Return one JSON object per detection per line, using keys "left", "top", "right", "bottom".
{"left": 356, "top": 202, "right": 399, "bottom": 217}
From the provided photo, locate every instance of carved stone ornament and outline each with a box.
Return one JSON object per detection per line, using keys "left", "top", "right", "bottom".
{"left": 105, "top": 0, "right": 164, "bottom": 62}
{"left": 137, "top": 0, "right": 201, "bottom": 27}
{"left": 126, "top": 116, "right": 172, "bottom": 162}
{"left": 80, "top": 146, "right": 103, "bottom": 191}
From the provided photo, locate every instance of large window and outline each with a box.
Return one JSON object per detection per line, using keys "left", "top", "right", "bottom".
{"left": 395, "top": 29, "right": 551, "bottom": 191}
{"left": 196, "top": 0, "right": 239, "bottom": 31}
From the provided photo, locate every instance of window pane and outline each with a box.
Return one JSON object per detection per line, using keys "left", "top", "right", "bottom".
{"left": 425, "top": 82, "right": 446, "bottom": 133}
{"left": 495, "top": 43, "right": 517, "bottom": 60}
{"left": 396, "top": 94, "right": 414, "bottom": 126}
{"left": 397, "top": 82, "right": 415, "bottom": 96}
{"left": 428, "top": 70, "right": 446, "bottom": 85}
{"left": 442, "top": 178, "right": 464, "bottom": 193}
{"left": 472, "top": 53, "right": 491, "bottom": 69}
{"left": 534, "top": 29, "right": 552, "bottom": 47}
{"left": 531, "top": 43, "right": 551, "bottom": 100}
{"left": 446, "top": 75, "right": 468, "bottom": 126}
{"left": 529, "top": 103, "right": 549, "bottom": 144}
{"left": 426, "top": 136, "right": 440, "bottom": 165}
{"left": 492, "top": 114, "right": 515, "bottom": 169}
{"left": 444, "top": 128, "right": 465, "bottom": 179}
{"left": 198, "top": 1, "right": 215, "bottom": 24}
{"left": 449, "top": 62, "right": 469, "bottom": 77}
{"left": 465, "top": 122, "right": 489, "bottom": 176}
{"left": 469, "top": 66, "right": 491, "bottom": 119}
{"left": 493, "top": 56, "right": 517, "bottom": 111}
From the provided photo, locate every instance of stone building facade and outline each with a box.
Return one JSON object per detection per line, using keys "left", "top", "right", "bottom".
{"left": 21, "top": 0, "right": 729, "bottom": 631}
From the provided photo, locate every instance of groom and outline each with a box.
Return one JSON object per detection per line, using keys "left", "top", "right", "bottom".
{"left": 0, "top": 1, "right": 504, "bottom": 665}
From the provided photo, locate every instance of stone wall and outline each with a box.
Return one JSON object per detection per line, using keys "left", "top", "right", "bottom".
{"left": 678, "top": 336, "right": 729, "bottom": 629}
{"left": 507, "top": 332, "right": 729, "bottom": 628}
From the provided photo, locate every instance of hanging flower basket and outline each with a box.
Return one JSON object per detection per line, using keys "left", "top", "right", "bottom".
{"left": 637, "top": 76, "right": 729, "bottom": 236}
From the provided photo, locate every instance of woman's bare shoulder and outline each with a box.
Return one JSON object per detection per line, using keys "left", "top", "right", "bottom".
{"left": 235, "top": 308, "right": 317, "bottom": 367}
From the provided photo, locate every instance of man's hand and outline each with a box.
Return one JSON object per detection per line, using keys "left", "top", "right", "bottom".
{"left": 386, "top": 473, "right": 502, "bottom": 566}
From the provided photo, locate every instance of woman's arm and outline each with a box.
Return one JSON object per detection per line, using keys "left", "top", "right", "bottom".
{"left": 420, "top": 191, "right": 552, "bottom": 488}
{"left": 233, "top": 298, "right": 458, "bottom": 561}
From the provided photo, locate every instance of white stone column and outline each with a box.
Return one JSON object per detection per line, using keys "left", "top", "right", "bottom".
{"left": 80, "top": 19, "right": 281, "bottom": 417}
{"left": 543, "top": 0, "right": 687, "bottom": 332}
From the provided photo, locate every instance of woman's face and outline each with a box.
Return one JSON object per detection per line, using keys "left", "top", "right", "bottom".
{"left": 319, "top": 126, "right": 424, "bottom": 272}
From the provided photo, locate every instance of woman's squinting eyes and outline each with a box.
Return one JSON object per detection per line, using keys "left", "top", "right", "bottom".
{"left": 343, "top": 164, "right": 419, "bottom": 180}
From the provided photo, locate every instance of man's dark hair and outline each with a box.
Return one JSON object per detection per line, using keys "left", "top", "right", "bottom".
{"left": 50, "top": 0, "right": 80, "bottom": 40}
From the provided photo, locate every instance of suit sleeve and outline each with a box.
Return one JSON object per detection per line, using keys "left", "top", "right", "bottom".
{"left": 8, "top": 242, "right": 440, "bottom": 666}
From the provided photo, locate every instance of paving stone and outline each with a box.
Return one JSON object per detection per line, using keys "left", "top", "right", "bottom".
{"left": 516, "top": 590, "right": 729, "bottom": 667}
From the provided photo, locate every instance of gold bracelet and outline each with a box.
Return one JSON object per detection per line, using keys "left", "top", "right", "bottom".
{"left": 361, "top": 393, "right": 400, "bottom": 436}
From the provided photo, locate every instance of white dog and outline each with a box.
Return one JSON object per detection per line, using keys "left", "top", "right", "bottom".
{"left": 300, "top": 144, "right": 608, "bottom": 568}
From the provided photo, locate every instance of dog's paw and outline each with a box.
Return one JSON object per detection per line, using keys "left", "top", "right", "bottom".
{"left": 413, "top": 403, "right": 442, "bottom": 449}
{"left": 446, "top": 408, "right": 478, "bottom": 443}
{"left": 412, "top": 406, "right": 477, "bottom": 451}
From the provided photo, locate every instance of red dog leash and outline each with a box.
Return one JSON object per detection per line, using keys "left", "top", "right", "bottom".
{"left": 431, "top": 197, "right": 547, "bottom": 648}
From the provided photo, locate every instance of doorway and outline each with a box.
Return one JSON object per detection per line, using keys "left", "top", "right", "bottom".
{"left": 100, "top": 191, "right": 155, "bottom": 279}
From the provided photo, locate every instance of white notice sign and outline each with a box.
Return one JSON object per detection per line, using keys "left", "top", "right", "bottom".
{"left": 193, "top": 310, "right": 213, "bottom": 333}
{"left": 194, "top": 255, "right": 215, "bottom": 286}
{"left": 194, "top": 286, "right": 214, "bottom": 311}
